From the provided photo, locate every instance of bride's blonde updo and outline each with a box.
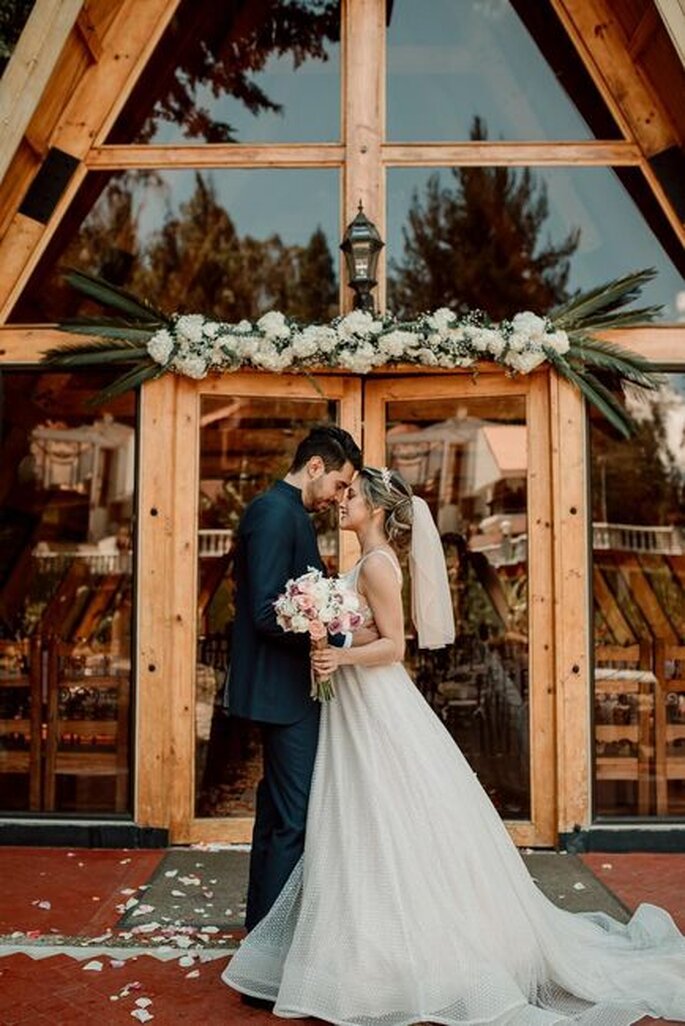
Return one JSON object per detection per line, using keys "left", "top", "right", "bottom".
{"left": 358, "top": 466, "right": 413, "bottom": 546}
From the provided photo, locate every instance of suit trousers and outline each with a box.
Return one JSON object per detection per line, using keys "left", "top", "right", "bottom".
{"left": 245, "top": 701, "right": 321, "bottom": 932}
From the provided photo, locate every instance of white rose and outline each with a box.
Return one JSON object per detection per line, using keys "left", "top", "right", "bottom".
{"left": 544, "top": 329, "right": 570, "bottom": 355}
{"left": 511, "top": 311, "right": 546, "bottom": 341}
{"left": 173, "top": 353, "right": 208, "bottom": 379}
{"left": 235, "top": 319, "right": 253, "bottom": 334}
{"left": 257, "top": 310, "right": 290, "bottom": 339}
{"left": 175, "top": 314, "right": 206, "bottom": 345}
{"left": 203, "top": 322, "right": 220, "bottom": 339}
{"left": 253, "top": 342, "right": 293, "bottom": 371}
{"left": 147, "top": 329, "right": 174, "bottom": 366}
{"left": 426, "top": 307, "right": 455, "bottom": 331}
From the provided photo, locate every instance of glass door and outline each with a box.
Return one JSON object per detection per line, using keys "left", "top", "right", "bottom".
{"left": 364, "top": 373, "right": 556, "bottom": 846}
{"left": 168, "top": 373, "right": 361, "bottom": 844}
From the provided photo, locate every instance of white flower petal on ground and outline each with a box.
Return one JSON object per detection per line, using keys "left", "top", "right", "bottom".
{"left": 83, "top": 960, "right": 103, "bottom": 971}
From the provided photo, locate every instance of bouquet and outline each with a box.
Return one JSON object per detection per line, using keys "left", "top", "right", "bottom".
{"left": 274, "top": 567, "right": 364, "bottom": 700}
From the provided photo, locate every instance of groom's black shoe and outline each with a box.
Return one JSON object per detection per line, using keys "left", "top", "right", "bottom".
{"left": 240, "top": 994, "right": 276, "bottom": 1010}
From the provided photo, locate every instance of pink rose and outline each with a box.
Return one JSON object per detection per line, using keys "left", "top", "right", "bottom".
{"left": 308, "top": 620, "right": 326, "bottom": 641}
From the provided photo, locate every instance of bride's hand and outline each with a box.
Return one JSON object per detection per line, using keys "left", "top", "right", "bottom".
{"left": 311, "top": 644, "right": 343, "bottom": 677}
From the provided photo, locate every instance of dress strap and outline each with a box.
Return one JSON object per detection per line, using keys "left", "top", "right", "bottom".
{"left": 357, "top": 548, "right": 402, "bottom": 584}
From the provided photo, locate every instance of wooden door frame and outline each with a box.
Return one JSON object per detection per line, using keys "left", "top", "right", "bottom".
{"left": 364, "top": 371, "right": 557, "bottom": 847}
{"left": 138, "top": 372, "right": 363, "bottom": 844}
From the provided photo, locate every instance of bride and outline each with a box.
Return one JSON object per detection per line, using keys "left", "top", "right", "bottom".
{"left": 222, "top": 466, "right": 685, "bottom": 1025}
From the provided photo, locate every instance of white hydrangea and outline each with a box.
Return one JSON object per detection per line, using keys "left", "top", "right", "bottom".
{"left": 291, "top": 328, "right": 321, "bottom": 359}
{"left": 544, "top": 329, "right": 570, "bottom": 355}
{"left": 426, "top": 307, "right": 455, "bottom": 332}
{"left": 147, "top": 329, "right": 174, "bottom": 366}
{"left": 313, "top": 326, "right": 339, "bottom": 353}
{"left": 175, "top": 314, "right": 206, "bottom": 345}
{"left": 173, "top": 353, "right": 208, "bottom": 379}
{"left": 378, "top": 330, "right": 415, "bottom": 358}
{"left": 257, "top": 310, "right": 291, "bottom": 339}
{"left": 479, "top": 329, "right": 506, "bottom": 358}
{"left": 336, "top": 309, "right": 376, "bottom": 339}
{"left": 337, "top": 343, "right": 379, "bottom": 373}
{"left": 252, "top": 341, "right": 293, "bottom": 371}
{"left": 417, "top": 347, "right": 439, "bottom": 366}
{"left": 506, "top": 331, "right": 529, "bottom": 353}
{"left": 511, "top": 311, "right": 547, "bottom": 340}
{"left": 235, "top": 319, "right": 253, "bottom": 334}
{"left": 203, "top": 322, "right": 220, "bottom": 339}
{"left": 504, "top": 348, "right": 547, "bottom": 373}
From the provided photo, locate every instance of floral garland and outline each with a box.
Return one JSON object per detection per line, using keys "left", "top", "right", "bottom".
{"left": 46, "top": 268, "right": 662, "bottom": 437}
{"left": 146, "top": 305, "right": 571, "bottom": 379}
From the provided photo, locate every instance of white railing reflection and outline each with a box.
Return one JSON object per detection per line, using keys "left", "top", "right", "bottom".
{"left": 198, "top": 529, "right": 233, "bottom": 556}
{"left": 472, "top": 522, "right": 685, "bottom": 567}
{"left": 592, "top": 522, "right": 683, "bottom": 554}
{"left": 33, "top": 551, "right": 133, "bottom": 575}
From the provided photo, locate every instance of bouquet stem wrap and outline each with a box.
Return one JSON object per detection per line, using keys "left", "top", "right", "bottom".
{"left": 310, "top": 634, "right": 334, "bottom": 701}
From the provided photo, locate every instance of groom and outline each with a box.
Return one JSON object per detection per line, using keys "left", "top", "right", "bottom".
{"left": 228, "top": 425, "right": 363, "bottom": 933}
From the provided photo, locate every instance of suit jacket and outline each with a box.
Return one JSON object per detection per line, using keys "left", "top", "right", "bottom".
{"left": 227, "top": 479, "right": 325, "bottom": 724}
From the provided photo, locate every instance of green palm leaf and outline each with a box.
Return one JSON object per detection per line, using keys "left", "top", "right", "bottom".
{"left": 45, "top": 344, "right": 151, "bottom": 366}
{"left": 62, "top": 268, "right": 168, "bottom": 324}
{"left": 60, "top": 318, "right": 158, "bottom": 342}
{"left": 88, "top": 361, "right": 165, "bottom": 407}
{"left": 551, "top": 269, "right": 660, "bottom": 331}
{"left": 544, "top": 347, "right": 634, "bottom": 437}
{"left": 567, "top": 336, "right": 662, "bottom": 391}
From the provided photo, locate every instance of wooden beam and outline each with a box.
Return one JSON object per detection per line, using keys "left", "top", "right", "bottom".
{"left": 551, "top": 0, "right": 678, "bottom": 156}
{"left": 382, "top": 141, "right": 642, "bottom": 166}
{"left": 550, "top": 373, "right": 591, "bottom": 833}
{"left": 626, "top": 6, "right": 660, "bottom": 60}
{"left": 87, "top": 144, "right": 345, "bottom": 169}
{"left": 75, "top": 7, "right": 103, "bottom": 63}
{"left": 343, "top": 0, "right": 386, "bottom": 312}
{"left": 0, "top": 0, "right": 84, "bottom": 184}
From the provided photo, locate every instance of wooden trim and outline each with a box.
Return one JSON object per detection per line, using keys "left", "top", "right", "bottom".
{"left": 342, "top": 0, "right": 386, "bottom": 312}
{"left": 550, "top": 373, "right": 591, "bottom": 833}
{"left": 363, "top": 372, "right": 557, "bottom": 844}
{"left": 639, "top": 156, "right": 685, "bottom": 250}
{"left": 75, "top": 7, "right": 103, "bottom": 63}
{"left": 550, "top": 0, "right": 677, "bottom": 156}
{"left": 382, "top": 141, "right": 642, "bottom": 166}
{"left": 87, "top": 144, "right": 346, "bottom": 169}
{"left": 527, "top": 373, "right": 557, "bottom": 844}
{"left": 0, "top": 0, "right": 84, "bottom": 183}
{"left": 135, "top": 375, "right": 177, "bottom": 827}
{"left": 168, "top": 379, "right": 201, "bottom": 838}
{"left": 166, "top": 372, "right": 362, "bottom": 843}
{"left": 596, "top": 326, "right": 685, "bottom": 363}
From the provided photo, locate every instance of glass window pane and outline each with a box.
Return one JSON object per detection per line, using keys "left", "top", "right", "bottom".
{"left": 384, "top": 394, "right": 530, "bottom": 820}
{"left": 591, "top": 376, "right": 685, "bottom": 819}
{"left": 108, "top": 0, "right": 341, "bottom": 144}
{"left": 387, "top": 166, "right": 685, "bottom": 321}
{"left": 195, "top": 394, "right": 340, "bottom": 819}
{"left": 0, "top": 371, "right": 136, "bottom": 816}
{"left": 10, "top": 170, "right": 340, "bottom": 324}
{"left": 386, "top": 0, "right": 621, "bottom": 142}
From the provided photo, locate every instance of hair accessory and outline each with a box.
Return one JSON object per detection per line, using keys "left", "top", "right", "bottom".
{"left": 380, "top": 466, "right": 392, "bottom": 489}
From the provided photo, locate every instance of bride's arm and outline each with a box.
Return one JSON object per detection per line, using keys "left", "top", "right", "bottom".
{"left": 311, "top": 557, "right": 404, "bottom": 674}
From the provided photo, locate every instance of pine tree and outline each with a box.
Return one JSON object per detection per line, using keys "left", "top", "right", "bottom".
{"left": 388, "top": 117, "right": 580, "bottom": 321}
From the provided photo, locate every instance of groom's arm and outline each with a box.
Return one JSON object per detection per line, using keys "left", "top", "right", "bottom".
{"left": 244, "top": 499, "right": 310, "bottom": 651}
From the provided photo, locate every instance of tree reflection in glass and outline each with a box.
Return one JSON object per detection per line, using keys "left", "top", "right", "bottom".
{"left": 108, "top": 0, "right": 341, "bottom": 144}
{"left": 10, "top": 169, "right": 339, "bottom": 324}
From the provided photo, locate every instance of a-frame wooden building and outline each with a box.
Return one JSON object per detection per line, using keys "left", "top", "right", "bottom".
{"left": 0, "top": 0, "right": 684, "bottom": 848}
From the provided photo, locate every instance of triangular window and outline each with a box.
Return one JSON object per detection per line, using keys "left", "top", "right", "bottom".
{"left": 386, "top": 0, "right": 622, "bottom": 141}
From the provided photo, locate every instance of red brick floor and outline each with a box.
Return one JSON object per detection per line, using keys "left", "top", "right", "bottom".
{"left": 0, "top": 849, "right": 683, "bottom": 1025}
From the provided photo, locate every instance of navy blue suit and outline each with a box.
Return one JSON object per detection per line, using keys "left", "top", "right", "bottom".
{"left": 228, "top": 479, "right": 325, "bottom": 930}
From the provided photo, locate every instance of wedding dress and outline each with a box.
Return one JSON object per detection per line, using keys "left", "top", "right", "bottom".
{"left": 223, "top": 553, "right": 685, "bottom": 1025}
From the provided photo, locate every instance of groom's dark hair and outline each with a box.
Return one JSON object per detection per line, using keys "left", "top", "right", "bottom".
{"left": 290, "top": 425, "right": 362, "bottom": 473}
